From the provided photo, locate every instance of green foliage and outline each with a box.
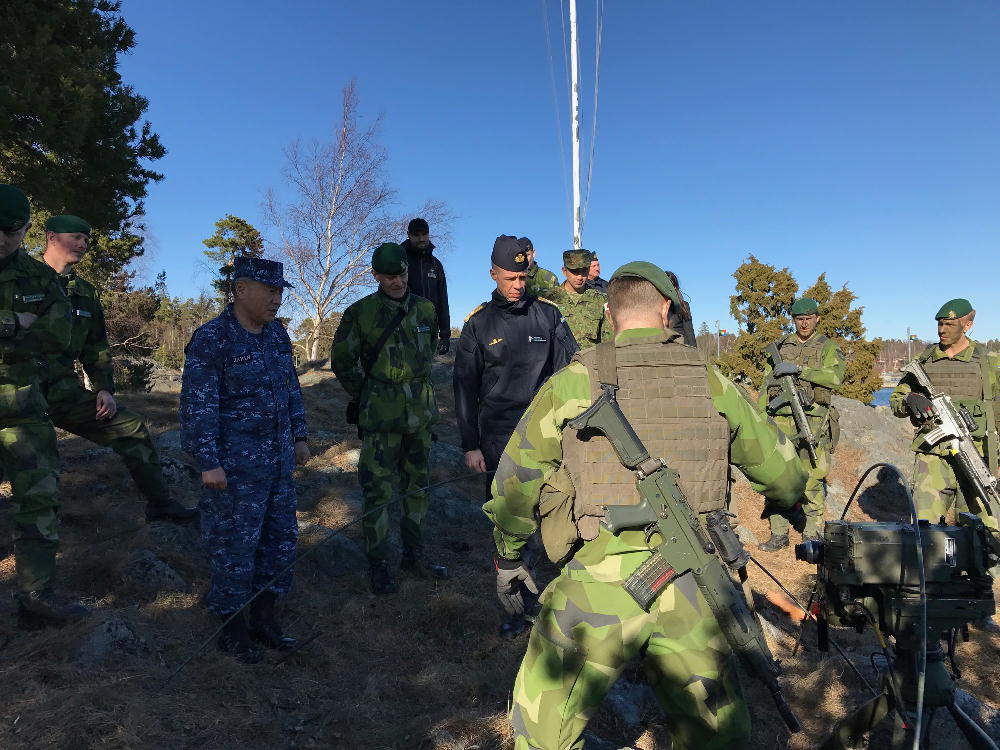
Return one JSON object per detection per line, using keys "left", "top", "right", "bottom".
{"left": 717, "top": 257, "right": 881, "bottom": 402}
{"left": 0, "top": 0, "right": 165, "bottom": 235}
{"left": 800, "top": 274, "right": 883, "bottom": 402}
{"left": 150, "top": 292, "right": 219, "bottom": 368}
{"left": 202, "top": 214, "right": 265, "bottom": 301}
{"left": 717, "top": 255, "right": 796, "bottom": 387}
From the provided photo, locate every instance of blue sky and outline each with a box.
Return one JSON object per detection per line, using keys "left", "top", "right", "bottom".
{"left": 118, "top": 1, "right": 1000, "bottom": 341}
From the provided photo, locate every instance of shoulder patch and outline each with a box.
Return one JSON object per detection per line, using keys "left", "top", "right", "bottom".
{"left": 464, "top": 303, "right": 487, "bottom": 323}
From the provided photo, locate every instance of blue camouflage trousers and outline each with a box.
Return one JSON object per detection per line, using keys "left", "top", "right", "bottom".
{"left": 200, "top": 468, "right": 298, "bottom": 615}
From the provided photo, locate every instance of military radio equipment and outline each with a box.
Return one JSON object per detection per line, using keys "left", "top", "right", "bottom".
{"left": 796, "top": 510, "right": 1000, "bottom": 749}
{"left": 568, "top": 385, "right": 801, "bottom": 733}
{"left": 765, "top": 341, "right": 818, "bottom": 465}
{"left": 901, "top": 358, "right": 1000, "bottom": 525}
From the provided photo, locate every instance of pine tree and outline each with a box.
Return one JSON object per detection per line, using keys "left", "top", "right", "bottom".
{"left": 202, "top": 215, "right": 265, "bottom": 301}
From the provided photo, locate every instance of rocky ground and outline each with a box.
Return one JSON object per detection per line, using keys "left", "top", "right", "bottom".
{"left": 0, "top": 364, "right": 998, "bottom": 749}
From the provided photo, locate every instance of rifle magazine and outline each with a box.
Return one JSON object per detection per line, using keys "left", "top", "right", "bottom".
{"left": 623, "top": 553, "right": 678, "bottom": 611}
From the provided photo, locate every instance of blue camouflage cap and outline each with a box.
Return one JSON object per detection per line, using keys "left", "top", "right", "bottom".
{"left": 232, "top": 257, "right": 293, "bottom": 288}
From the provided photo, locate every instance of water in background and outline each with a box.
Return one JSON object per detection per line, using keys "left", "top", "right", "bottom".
{"left": 871, "top": 387, "right": 893, "bottom": 407}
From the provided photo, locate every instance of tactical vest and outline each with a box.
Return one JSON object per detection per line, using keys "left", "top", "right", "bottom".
{"left": 564, "top": 334, "right": 730, "bottom": 541}
{"left": 765, "top": 334, "right": 833, "bottom": 407}
{"left": 917, "top": 343, "right": 992, "bottom": 440}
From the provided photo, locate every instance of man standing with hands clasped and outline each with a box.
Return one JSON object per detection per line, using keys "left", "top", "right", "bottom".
{"left": 181, "top": 257, "right": 309, "bottom": 663}
{"left": 331, "top": 243, "right": 444, "bottom": 595}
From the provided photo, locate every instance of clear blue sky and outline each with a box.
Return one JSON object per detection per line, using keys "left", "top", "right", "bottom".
{"left": 118, "top": 1, "right": 1000, "bottom": 341}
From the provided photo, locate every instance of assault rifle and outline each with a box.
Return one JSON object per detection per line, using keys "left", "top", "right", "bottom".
{"left": 568, "top": 386, "right": 801, "bottom": 733}
{"left": 764, "top": 342, "right": 818, "bottom": 465}
{"left": 901, "top": 359, "right": 1000, "bottom": 524}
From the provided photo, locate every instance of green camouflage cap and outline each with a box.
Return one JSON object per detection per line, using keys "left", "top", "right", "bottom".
{"left": 372, "top": 242, "right": 408, "bottom": 275}
{"left": 0, "top": 184, "right": 30, "bottom": 232}
{"left": 789, "top": 298, "right": 819, "bottom": 316}
{"left": 935, "top": 298, "right": 973, "bottom": 320}
{"left": 609, "top": 261, "right": 680, "bottom": 306}
{"left": 562, "top": 249, "right": 593, "bottom": 270}
{"left": 45, "top": 214, "right": 91, "bottom": 235}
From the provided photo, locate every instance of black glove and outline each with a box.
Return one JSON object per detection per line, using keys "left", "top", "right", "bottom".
{"left": 905, "top": 392, "right": 934, "bottom": 421}
{"left": 437, "top": 338, "right": 450, "bottom": 355}
{"left": 762, "top": 500, "right": 806, "bottom": 533}
{"left": 494, "top": 555, "right": 539, "bottom": 617}
{"left": 772, "top": 362, "right": 801, "bottom": 379}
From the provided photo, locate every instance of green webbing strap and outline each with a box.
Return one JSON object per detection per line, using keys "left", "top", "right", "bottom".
{"left": 595, "top": 339, "right": 618, "bottom": 389}
{"left": 979, "top": 346, "right": 999, "bottom": 475}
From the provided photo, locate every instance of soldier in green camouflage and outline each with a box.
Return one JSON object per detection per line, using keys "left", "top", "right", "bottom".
{"left": 890, "top": 299, "right": 1000, "bottom": 533}
{"left": 0, "top": 186, "right": 90, "bottom": 628}
{"left": 331, "top": 243, "right": 441, "bottom": 594}
{"left": 519, "top": 237, "right": 558, "bottom": 297}
{"left": 758, "top": 297, "right": 845, "bottom": 551}
{"left": 39, "top": 215, "right": 195, "bottom": 524}
{"left": 540, "top": 249, "right": 609, "bottom": 348}
{"left": 484, "top": 262, "right": 807, "bottom": 750}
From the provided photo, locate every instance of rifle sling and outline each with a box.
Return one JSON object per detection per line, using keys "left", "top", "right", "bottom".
{"left": 595, "top": 339, "right": 619, "bottom": 388}
{"left": 362, "top": 297, "right": 410, "bottom": 377}
{"left": 980, "top": 351, "right": 999, "bottom": 475}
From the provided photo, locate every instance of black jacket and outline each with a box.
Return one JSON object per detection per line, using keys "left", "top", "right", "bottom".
{"left": 586, "top": 276, "right": 608, "bottom": 294}
{"left": 402, "top": 239, "right": 450, "bottom": 340}
{"left": 454, "top": 291, "right": 578, "bottom": 452}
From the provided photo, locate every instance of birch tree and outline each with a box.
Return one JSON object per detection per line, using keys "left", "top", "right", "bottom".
{"left": 264, "top": 81, "right": 451, "bottom": 361}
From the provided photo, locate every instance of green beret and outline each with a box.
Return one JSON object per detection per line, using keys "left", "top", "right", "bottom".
{"left": 562, "top": 249, "right": 593, "bottom": 270}
{"left": 0, "top": 184, "right": 30, "bottom": 232}
{"left": 45, "top": 214, "right": 91, "bottom": 235}
{"left": 372, "top": 242, "right": 408, "bottom": 275}
{"left": 609, "top": 261, "right": 680, "bottom": 307}
{"left": 789, "top": 298, "right": 819, "bottom": 316}
{"left": 935, "top": 298, "right": 973, "bottom": 320}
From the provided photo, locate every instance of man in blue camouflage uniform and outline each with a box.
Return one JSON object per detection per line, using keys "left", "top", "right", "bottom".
{"left": 181, "top": 257, "right": 309, "bottom": 662}
{"left": 0, "top": 185, "right": 90, "bottom": 628}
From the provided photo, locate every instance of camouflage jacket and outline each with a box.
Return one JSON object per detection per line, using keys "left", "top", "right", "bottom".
{"left": 890, "top": 340, "right": 1000, "bottom": 456}
{"left": 759, "top": 332, "right": 845, "bottom": 420}
{"left": 540, "top": 284, "right": 609, "bottom": 348}
{"left": 525, "top": 262, "right": 558, "bottom": 297}
{"left": 330, "top": 290, "right": 438, "bottom": 434}
{"left": 484, "top": 327, "right": 807, "bottom": 568}
{"left": 41, "top": 269, "right": 115, "bottom": 401}
{"left": 180, "top": 305, "right": 307, "bottom": 477}
{"left": 0, "top": 249, "right": 72, "bottom": 421}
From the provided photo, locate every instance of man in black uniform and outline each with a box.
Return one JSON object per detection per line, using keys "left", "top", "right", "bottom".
{"left": 454, "top": 235, "right": 578, "bottom": 473}
{"left": 401, "top": 218, "right": 451, "bottom": 354}
{"left": 586, "top": 251, "right": 609, "bottom": 293}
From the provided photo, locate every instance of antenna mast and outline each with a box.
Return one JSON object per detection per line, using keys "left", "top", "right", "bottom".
{"left": 569, "top": 0, "right": 582, "bottom": 249}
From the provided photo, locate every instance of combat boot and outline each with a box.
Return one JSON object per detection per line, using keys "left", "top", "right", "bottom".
{"left": 217, "top": 612, "right": 262, "bottom": 664}
{"left": 248, "top": 591, "right": 297, "bottom": 650}
{"left": 368, "top": 560, "right": 398, "bottom": 595}
{"left": 145, "top": 497, "right": 200, "bottom": 525}
{"left": 16, "top": 589, "right": 91, "bottom": 630}
{"left": 758, "top": 533, "right": 789, "bottom": 552}
{"left": 400, "top": 546, "right": 449, "bottom": 579}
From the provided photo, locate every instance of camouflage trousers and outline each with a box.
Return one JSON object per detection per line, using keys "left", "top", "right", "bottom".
{"left": 769, "top": 419, "right": 830, "bottom": 538}
{"left": 358, "top": 428, "right": 432, "bottom": 561}
{"left": 910, "top": 452, "right": 999, "bottom": 531}
{"left": 47, "top": 385, "right": 170, "bottom": 505}
{"left": 201, "top": 468, "right": 298, "bottom": 615}
{"left": 510, "top": 554, "right": 749, "bottom": 750}
{"left": 0, "top": 416, "right": 61, "bottom": 591}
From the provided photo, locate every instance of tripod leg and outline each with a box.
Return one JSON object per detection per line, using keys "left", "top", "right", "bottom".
{"left": 948, "top": 702, "right": 1000, "bottom": 750}
{"left": 820, "top": 692, "right": 891, "bottom": 750}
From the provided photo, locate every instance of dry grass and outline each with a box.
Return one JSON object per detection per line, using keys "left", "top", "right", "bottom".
{"left": 0, "top": 364, "right": 998, "bottom": 749}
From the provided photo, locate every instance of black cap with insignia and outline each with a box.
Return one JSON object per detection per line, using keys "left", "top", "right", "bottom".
{"left": 491, "top": 235, "right": 529, "bottom": 272}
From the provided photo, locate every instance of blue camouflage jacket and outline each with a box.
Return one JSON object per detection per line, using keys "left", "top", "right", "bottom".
{"left": 180, "top": 305, "right": 307, "bottom": 478}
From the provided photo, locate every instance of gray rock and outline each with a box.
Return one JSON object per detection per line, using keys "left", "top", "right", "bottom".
{"left": 603, "top": 676, "right": 659, "bottom": 731}
{"left": 77, "top": 616, "right": 147, "bottom": 665}
{"left": 430, "top": 496, "right": 490, "bottom": 529}
{"left": 155, "top": 429, "right": 184, "bottom": 453}
{"left": 735, "top": 524, "right": 759, "bottom": 548}
{"left": 430, "top": 441, "right": 466, "bottom": 477}
{"left": 123, "top": 549, "right": 189, "bottom": 594}
{"left": 304, "top": 527, "right": 367, "bottom": 577}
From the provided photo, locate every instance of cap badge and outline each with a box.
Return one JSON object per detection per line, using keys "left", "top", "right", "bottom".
{"left": 514, "top": 252, "right": 526, "bottom": 264}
